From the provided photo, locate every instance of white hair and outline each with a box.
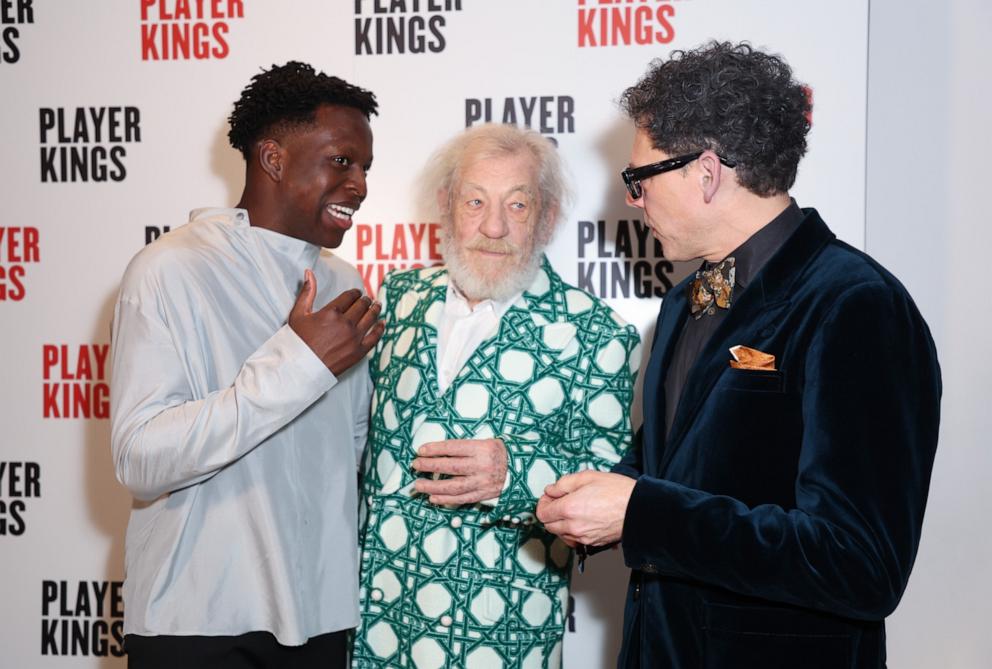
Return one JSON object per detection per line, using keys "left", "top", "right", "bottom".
{"left": 418, "top": 123, "right": 572, "bottom": 248}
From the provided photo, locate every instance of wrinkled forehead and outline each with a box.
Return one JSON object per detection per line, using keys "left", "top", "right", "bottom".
{"left": 452, "top": 146, "right": 540, "bottom": 193}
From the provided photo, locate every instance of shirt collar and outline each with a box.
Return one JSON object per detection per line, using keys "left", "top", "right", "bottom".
{"left": 445, "top": 279, "right": 521, "bottom": 319}
{"left": 219, "top": 208, "right": 323, "bottom": 267}
{"left": 708, "top": 198, "right": 804, "bottom": 288}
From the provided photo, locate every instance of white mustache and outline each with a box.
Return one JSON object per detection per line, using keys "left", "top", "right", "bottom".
{"left": 466, "top": 239, "right": 518, "bottom": 255}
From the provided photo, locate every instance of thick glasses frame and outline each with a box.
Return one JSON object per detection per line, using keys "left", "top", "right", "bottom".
{"left": 620, "top": 151, "right": 737, "bottom": 200}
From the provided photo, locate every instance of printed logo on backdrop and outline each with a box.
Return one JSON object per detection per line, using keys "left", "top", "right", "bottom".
{"left": 577, "top": 0, "right": 682, "bottom": 48}
{"left": 43, "top": 344, "right": 110, "bottom": 419}
{"left": 355, "top": 0, "right": 462, "bottom": 55}
{"left": 42, "top": 580, "right": 124, "bottom": 657}
{"left": 465, "top": 95, "right": 575, "bottom": 146}
{"left": 0, "top": 226, "right": 39, "bottom": 301}
{"left": 578, "top": 219, "right": 674, "bottom": 298}
{"left": 39, "top": 107, "right": 142, "bottom": 182}
{"left": 141, "top": 0, "right": 245, "bottom": 60}
{"left": 0, "top": 0, "right": 33, "bottom": 63}
{"left": 0, "top": 462, "right": 40, "bottom": 536}
{"left": 146, "top": 225, "right": 171, "bottom": 245}
{"left": 355, "top": 223, "right": 442, "bottom": 296}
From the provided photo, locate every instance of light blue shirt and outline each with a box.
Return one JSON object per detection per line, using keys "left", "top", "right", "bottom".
{"left": 111, "top": 208, "right": 370, "bottom": 645}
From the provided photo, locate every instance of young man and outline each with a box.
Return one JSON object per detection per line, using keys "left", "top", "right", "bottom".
{"left": 111, "top": 62, "right": 383, "bottom": 668}
{"left": 351, "top": 124, "right": 641, "bottom": 668}
{"left": 537, "top": 42, "right": 942, "bottom": 668}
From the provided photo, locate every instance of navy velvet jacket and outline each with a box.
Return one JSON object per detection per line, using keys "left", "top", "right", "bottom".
{"left": 614, "top": 209, "right": 941, "bottom": 669}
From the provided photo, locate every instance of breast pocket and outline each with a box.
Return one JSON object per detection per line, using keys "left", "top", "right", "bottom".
{"left": 690, "top": 370, "right": 801, "bottom": 506}
{"left": 720, "top": 368, "right": 784, "bottom": 393}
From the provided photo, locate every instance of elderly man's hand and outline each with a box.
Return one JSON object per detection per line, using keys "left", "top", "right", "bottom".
{"left": 536, "top": 471, "right": 637, "bottom": 547}
{"left": 412, "top": 439, "right": 507, "bottom": 505}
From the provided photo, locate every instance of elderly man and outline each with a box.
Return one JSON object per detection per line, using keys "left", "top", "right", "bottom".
{"left": 350, "top": 124, "right": 641, "bottom": 668}
{"left": 111, "top": 62, "right": 382, "bottom": 668}
{"left": 536, "top": 42, "right": 941, "bottom": 669}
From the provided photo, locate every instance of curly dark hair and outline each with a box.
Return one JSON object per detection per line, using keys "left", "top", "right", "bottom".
{"left": 620, "top": 41, "right": 811, "bottom": 196}
{"left": 228, "top": 61, "right": 378, "bottom": 160}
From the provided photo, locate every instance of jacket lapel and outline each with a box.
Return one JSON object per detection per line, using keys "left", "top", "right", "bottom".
{"left": 659, "top": 210, "right": 836, "bottom": 473}
{"left": 641, "top": 280, "right": 690, "bottom": 468}
{"left": 394, "top": 267, "right": 447, "bottom": 394}
{"left": 500, "top": 257, "right": 577, "bottom": 354}
{"left": 444, "top": 257, "right": 577, "bottom": 392}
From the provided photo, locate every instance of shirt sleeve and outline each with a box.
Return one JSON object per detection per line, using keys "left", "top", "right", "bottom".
{"left": 353, "top": 363, "right": 373, "bottom": 469}
{"left": 110, "top": 295, "right": 337, "bottom": 501}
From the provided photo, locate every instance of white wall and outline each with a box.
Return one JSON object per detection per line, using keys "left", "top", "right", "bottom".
{"left": 867, "top": 1, "right": 992, "bottom": 666}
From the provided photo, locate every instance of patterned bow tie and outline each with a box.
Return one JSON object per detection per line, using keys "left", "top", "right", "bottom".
{"left": 688, "top": 257, "right": 736, "bottom": 319}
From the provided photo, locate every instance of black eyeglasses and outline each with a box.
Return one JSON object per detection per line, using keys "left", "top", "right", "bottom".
{"left": 620, "top": 151, "right": 737, "bottom": 200}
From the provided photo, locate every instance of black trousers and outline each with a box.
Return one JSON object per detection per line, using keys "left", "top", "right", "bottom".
{"left": 125, "top": 629, "right": 348, "bottom": 669}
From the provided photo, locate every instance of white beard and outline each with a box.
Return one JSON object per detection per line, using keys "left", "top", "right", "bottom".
{"left": 440, "top": 232, "right": 543, "bottom": 302}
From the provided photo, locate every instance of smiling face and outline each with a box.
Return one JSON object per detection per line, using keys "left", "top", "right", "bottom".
{"left": 269, "top": 104, "right": 373, "bottom": 248}
{"left": 441, "top": 150, "right": 544, "bottom": 302}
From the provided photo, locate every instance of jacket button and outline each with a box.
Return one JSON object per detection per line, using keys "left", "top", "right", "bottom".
{"left": 440, "top": 615, "right": 453, "bottom": 627}
{"left": 450, "top": 516, "right": 463, "bottom": 529}
{"left": 633, "top": 583, "right": 641, "bottom": 601}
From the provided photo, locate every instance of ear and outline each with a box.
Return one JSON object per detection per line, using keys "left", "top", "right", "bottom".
{"left": 697, "top": 150, "right": 725, "bottom": 204}
{"left": 258, "top": 139, "right": 285, "bottom": 182}
{"left": 542, "top": 201, "right": 560, "bottom": 228}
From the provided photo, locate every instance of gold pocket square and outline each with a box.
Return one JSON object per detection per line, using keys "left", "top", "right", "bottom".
{"left": 729, "top": 345, "right": 776, "bottom": 371}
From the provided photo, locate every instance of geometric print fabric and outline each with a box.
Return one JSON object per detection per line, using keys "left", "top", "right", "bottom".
{"left": 352, "top": 259, "right": 641, "bottom": 668}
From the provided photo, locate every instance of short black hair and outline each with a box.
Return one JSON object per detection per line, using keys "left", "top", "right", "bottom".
{"left": 620, "top": 41, "right": 811, "bottom": 196}
{"left": 228, "top": 61, "right": 378, "bottom": 160}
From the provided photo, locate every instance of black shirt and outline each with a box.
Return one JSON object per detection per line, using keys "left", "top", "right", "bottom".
{"left": 663, "top": 201, "right": 805, "bottom": 437}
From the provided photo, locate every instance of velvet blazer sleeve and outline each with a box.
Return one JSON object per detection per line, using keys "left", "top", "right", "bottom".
{"left": 612, "top": 427, "right": 644, "bottom": 480}
{"left": 621, "top": 279, "right": 941, "bottom": 621}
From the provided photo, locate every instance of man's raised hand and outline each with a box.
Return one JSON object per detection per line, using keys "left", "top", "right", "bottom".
{"left": 289, "top": 269, "right": 384, "bottom": 376}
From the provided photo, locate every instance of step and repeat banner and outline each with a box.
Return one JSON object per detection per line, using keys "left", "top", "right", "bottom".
{"left": 0, "top": 1, "right": 868, "bottom": 666}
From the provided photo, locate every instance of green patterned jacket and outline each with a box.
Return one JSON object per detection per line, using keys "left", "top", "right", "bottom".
{"left": 352, "top": 258, "right": 641, "bottom": 669}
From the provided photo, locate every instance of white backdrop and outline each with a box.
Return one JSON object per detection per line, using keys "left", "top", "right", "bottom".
{"left": 866, "top": 1, "right": 992, "bottom": 667}
{"left": 0, "top": 1, "right": 911, "bottom": 666}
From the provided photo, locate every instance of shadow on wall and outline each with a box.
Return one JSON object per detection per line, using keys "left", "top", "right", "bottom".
{"left": 84, "top": 289, "right": 131, "bottom": 668}
{"left": 591, "top": 116, "right": 635, "bottom": 219}
{"left": 209, "top": 116, "right": 245, "bottom": 207}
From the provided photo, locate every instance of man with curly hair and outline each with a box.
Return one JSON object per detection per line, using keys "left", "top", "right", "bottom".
{"left": 537, "top": 42, "right": 941, "bottom": 668}
{"left": 111, "top": 62, "right": 383, "bottom": 668}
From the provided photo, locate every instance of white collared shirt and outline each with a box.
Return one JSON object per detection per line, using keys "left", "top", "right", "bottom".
{"left": 436, "top": 282, "right": 522, "bottom": 393}
{"left": 111, "top": 208, "right": 371, "bottom": 645}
